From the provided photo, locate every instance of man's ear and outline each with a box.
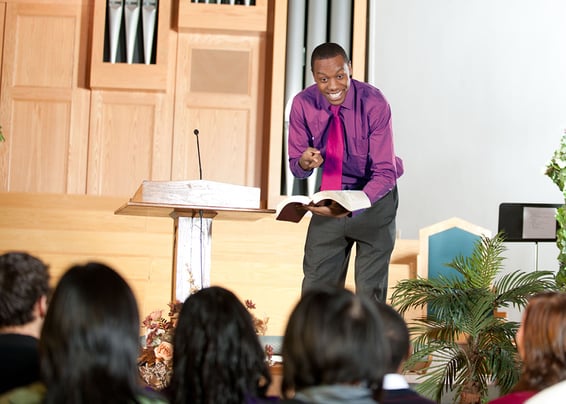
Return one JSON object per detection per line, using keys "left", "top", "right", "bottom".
{"left": 37, "top": 295, "right": 48, "bottom": 318}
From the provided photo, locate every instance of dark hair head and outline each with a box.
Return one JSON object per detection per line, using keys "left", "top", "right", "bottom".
{"left": 0, "top": 252, "right": 50, "bottom": 327}
{"left": 281, "top": 287, "right": 389, "bottom": 399}
{"left": 514, "top": 291, "right": 566, "bottom": 392}
{"left": 40, "top": 262, "right": 145, "bottom": 404}
{"left": 374, "top": 301, "right": 410, "bottom": 373}
{"left": 310, "top": 42, "right": 350, "bottom": 71}
{"left": 170, "top": 286, "right": 271, "bottom": 404}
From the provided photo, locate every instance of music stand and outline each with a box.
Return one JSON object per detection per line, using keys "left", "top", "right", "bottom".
{"left": 497, "top": 202, "right": 562, "bottom": 270}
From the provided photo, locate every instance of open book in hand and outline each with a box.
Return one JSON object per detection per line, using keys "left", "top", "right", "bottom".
{"left": 275, "top": 190, "right": 371, "bottom": 223}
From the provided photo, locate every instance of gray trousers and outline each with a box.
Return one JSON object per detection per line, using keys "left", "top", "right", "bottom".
{"left": 301, "top": 186, "right": 398, "bottom": 302}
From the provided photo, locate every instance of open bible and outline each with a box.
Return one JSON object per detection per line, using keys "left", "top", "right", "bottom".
{"left": 275, "top": 190, "right": 371, "bottom": 223}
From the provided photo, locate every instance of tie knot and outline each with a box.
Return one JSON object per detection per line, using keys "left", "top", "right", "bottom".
{"left": 330, "top": 105, "right": 341, "bottom": 116}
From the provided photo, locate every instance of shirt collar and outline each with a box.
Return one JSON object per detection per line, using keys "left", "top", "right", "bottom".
{"left": 340, "top": 78, "right": 356, "bottom": 112}
{"left": 383, "top": 373, "right": 410, "bottom": 390}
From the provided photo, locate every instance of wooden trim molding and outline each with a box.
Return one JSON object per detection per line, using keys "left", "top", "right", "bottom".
{"left": 177, "top": 0, "right": 269, "bottom": 33}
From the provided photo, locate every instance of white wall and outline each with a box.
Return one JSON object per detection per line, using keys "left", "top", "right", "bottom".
{"left": 370, "top": 0, "right": 566, "bottom": 320}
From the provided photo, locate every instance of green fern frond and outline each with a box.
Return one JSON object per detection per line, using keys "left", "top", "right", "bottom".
{"left": 445, "top": 233, "right": 506, "bottom": 289}
{"left": 494, "top": 270, "right": 557, "bottom": 309}
{"left": 414, "top": 348, "right": 468, "bottom": 402}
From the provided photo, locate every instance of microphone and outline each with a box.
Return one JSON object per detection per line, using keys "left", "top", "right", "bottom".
{"left": 193, "top": 129, "right": 203, "bottom": 180}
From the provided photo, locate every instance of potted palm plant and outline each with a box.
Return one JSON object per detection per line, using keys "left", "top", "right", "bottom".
{"left": 391, "top": 233, "right": 556, "bottom": 404}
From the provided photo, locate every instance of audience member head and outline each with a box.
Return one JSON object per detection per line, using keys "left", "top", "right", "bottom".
{"left": 374, "top": 300, "right": 411, "bottom": 374}
{"left": 0, "top": 252, "right": 50, "bottom": 335}
{"left": 281, "top": 287, "right": 389, "bottom": 401}
{"left": 170, "top": 286, "right": 271, "bottom": 404}
{"left": 513, "top": 291, "right": 566, "bottom": 392}
{"left": 40, "top": 262, "right": 151, "bottom": 404}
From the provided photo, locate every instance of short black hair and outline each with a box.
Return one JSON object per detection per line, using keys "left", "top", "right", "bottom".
{"left": 282, "top": 287, "right": 388, "bottom": 400}
{"left": 0, "top": 252, "right": 50, "bottom": 327}
{"left": 374, "top": 300, "right": 410, "bottom": 373}
{"left": 310, "top": 42, "right": 350, "bottom": 71}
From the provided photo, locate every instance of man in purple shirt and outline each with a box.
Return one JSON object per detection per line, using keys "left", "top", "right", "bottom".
{"left": 288, "top": 42, "right": 403, "bottom": 301}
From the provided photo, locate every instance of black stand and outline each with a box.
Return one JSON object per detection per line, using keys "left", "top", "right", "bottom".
{"left": 498, "top": 202, "right": 562, "bottom": 271}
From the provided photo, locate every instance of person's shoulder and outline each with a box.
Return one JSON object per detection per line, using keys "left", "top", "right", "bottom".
{"left": 351, "top": 79, "right": 388, "bottom": 101}
{"left": 381, "top": 388, "right": 435, "bottom": 404}
{"left": 489, "top": 390, "right": 536, "bottom": 404}
{"left": 526, "top": 381, "right": 566, "bottom": 403}
{"left": 0, "top": 382, "right": 46, "bottom": 404}
{"left": 0, "top": 333, "right": 38, "bottom": 345}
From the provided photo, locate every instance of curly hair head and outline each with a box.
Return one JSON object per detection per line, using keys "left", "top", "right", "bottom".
{"left": 170, "top": 286, "right": 271, "bottom": 404}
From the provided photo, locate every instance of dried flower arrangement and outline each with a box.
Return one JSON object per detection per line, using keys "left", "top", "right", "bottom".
{"left": 138, "top": 298, "right": 270, "bottom": 391}
{"left": 138, "top": 301, "right": 182, "bottom": 391}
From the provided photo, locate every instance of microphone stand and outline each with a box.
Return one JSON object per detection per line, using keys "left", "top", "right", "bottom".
{"left": 193, "top": 128, "right": 205, "bottom": 288}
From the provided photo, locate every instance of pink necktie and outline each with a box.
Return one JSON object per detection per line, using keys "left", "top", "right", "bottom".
{"left": 320, "top": 105, "right": 343, "bottom": 191}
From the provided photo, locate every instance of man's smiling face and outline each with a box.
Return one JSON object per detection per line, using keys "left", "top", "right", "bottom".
{"left": 312, "top": 54, "right": 352, "bottom": 106}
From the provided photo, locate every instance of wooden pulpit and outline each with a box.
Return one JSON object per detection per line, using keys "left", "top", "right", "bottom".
{"left": 115, "top": 180, "right": 274, "bottom": 301}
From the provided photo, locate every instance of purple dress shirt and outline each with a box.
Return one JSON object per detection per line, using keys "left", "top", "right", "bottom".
{"left": 288, "top": 79, "right": 404, "bottom": 204}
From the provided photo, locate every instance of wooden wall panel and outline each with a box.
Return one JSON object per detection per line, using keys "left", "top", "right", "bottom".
{"left": 0, "top": 192, "right": 420, "bottom": 336}
{"left": 0, "top": 3, "right": 5, "bottom": 191}
{"left": 211, "top": 218, "right": 306, "bottom": 336}
{"left": 265, "top": 0, "right": 287, "bottom": 206}
{"left": 0, "top": 2, "right": 90, "bottom": 193}
{"left": 177, "top": 0, "right": 269, "bottom": 33}
{"left": 172, "top": 32, "right": 266, "bottom": 191}
{"left": 0, "top": 3, "right": 5, "bottom": 94}
{"left": 87, "top": 90, "right": 174, "bottom": 196}
{"left": 0, "top": 192, "right": 174, "bottom": 322}
{"left": 352, "top": 0, "right": 368, "bottom": 80}
{"left": 10, "top": 98, "right": 72, "bottom": 192}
